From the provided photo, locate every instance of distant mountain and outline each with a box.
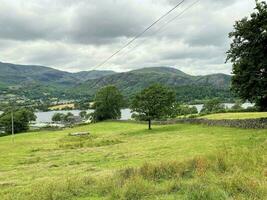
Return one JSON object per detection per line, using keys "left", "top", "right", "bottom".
{"left": 0, "top": 62, "right": 232, "bottom": 102}
{"left": 72, "top": 67, "right": 232, "bottom": 102}
{"left": 73, "top": 70, "right": 116, "bottom": 81}
{"left": 0, "top": 61, "right": 116, "bottom": 88}
{"left": 130, "top": 67, "right": 191, "bottom": 77}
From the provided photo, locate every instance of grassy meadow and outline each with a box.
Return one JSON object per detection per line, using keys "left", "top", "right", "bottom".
{"left": 200, "top": 112, "right": 267, "bottom": 120}
{"left": 0, "top": 122, "right": 266, "bottom": 199}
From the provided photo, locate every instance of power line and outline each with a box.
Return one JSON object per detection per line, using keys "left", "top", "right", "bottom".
{"left": 92, "top": 0, "right": 186, "bottom": 70}
{"left": 155, "top": 0, "right": 200, "bottom": 34}
{"left": 121, "top": 0, "right": 200, "bottom": 58}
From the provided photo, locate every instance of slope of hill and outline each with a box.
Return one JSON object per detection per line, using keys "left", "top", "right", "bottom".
{"left": 0, "top": 62, "right": 77, "bottom": 87}
{"left": 194, "top": 73, "right": 232, "bottom": 89}
{"left": 0, "top": 61, "right": 116, "bottom": 88}
{"left": 73, "top": 70, "right": 116, "bottom": 81}
{"left": 74, "top": 67, "right": 232, "bottom": 101}
{"left": 0, "top": 62, "right": 232, "bottom": 102}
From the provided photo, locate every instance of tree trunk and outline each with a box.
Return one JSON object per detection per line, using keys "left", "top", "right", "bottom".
{"left": 148, "top": 119, "right": 152, "bottom": 130}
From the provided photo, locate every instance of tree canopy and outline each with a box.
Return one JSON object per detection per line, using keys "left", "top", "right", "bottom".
{"left": 52, "top": 113, "right": 64, "bottom": 122}
{"left": 175, "top": 104, "right": 198, "bottom": 117}
{"left": 201, "top": 99, "right": 225, "bottom": 114}
{"left": 227, "top": 1, "right": 267, "bottom": 111}
{"left": 92, "top": 85, "right": 124, "bottom": 121}
{"left": 131, "top": 84, "right": 176, "bottom": 129}
{"left": 0, "top": 108, "right": 36, "bottom": 134}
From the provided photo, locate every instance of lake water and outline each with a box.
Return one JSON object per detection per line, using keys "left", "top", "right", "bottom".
{"left": 35, "top": 109, "right": 132, "bottom": 123}
{"left": 0, "top": 103, "right": 254, "bottom": 124}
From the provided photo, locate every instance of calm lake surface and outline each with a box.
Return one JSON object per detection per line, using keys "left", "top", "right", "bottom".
{"left": 0, "top": 103, "right": 254, "bottom": 124}
{"left": 35, "top": 109, "right": 132, "bottom": 123}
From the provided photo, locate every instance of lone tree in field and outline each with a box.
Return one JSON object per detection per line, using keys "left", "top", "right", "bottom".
{"left": 226, "top": 1, "right": 267, "bottom": 111}
{"left": 92, "top": 85, "right": 124, "bottom": 121}
{"left": 131, "top": 84, "right": 176, "bottom": 130}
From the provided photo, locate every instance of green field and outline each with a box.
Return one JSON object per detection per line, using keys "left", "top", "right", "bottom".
{"left": 200, "top": 112, "right": 267, "bottom": 120}
{"left": 0, "top": 122, "right": 266, "bottom": 199}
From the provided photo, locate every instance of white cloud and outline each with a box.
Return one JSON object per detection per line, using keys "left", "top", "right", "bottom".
{"left": 0, "top": 0, "right": 259, "bottom": 75}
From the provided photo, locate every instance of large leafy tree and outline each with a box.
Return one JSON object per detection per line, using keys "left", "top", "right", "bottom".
{"left": 226, "top": 1, "right": 267, "bottom": 111}
{"left": 131, "top": 84, "right": 176, "bottom": 130}
{"left": 0, "top": 108, "right": 36, "bottom": 134}
{"left": 92, "top": 85, "right": 124, "bottom": 121}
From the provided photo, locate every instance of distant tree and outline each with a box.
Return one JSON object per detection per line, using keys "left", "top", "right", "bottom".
{"left": 175, "top": 104, "right": 198, "bottom": 116}
{"left": 231, "top": 100, "right": 243, "bottom": 110}
{"left": 63, "top": 112, "right": 74, "bottom": 123}
{"left": 201, "top": 99, "right": 225, "bottom": 113}
{"left": 131, "top": 84, "right": 176, "bottom": 130}
{"left": 52, "top": 113, "right": 64, "bottom": 122}
{"left": 226, "top": 1, "right": 267, "bottom": 111}
{"left": 79, "top": 111, "right": 87, "bottom": 119}
{"left": 0, "top": 108, "right": 36, "bottom": 134}
{"left": 92, "top": 85, "right": 124, "bottom": 121}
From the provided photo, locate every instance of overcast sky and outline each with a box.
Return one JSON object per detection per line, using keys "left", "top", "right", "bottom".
{"left": 0, "top": 0, "right": 261, "bottom": 75}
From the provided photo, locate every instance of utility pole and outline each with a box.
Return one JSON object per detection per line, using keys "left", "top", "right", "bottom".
{"left": 11, "top": 110, "right": 14, "bottom": 134}
{"left": 10, "top": 101, "right": 15, "bottom": 143}
{"left": 11, "top": 108, "right": 14, "bottom": 142}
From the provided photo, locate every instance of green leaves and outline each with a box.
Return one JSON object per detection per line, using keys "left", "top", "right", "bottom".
{"left": 92, "top": 85, "right": 124, "bottom": 121}
{"left": 131, "top": 84, "right": 176, "bottom": 129}
{"left": 227, "top": 1, "right": 267, "bottom": 111}
{"left": 0, "top": 108, "right": 36, "bottom": 134}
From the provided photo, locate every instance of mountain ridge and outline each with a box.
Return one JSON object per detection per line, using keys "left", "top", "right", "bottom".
{"left": 72, "top": 66, "right": 232, "bottom": 101}
{"left": 0, "top": 61, "right": 232, "bottom": 102}
{"left": 0, "top": 61, "right": 117, "bottom": 87}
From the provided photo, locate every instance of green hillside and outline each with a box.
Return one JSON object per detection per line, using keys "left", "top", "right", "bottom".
{"left": 73, "top": 70, "right": 116, "bottom": 81}
{"left": 0, "top": 62, "right": 232, "bottom": 102}
{"left": 0, "top": 61, "right": 78, "bottom": 87}
{"left": 0, "top": 61, "right": 116, "bottom": 88}
{"left": 0, "top": 61, "right": 116, "bottom": 101}
{"left": 74, "top": 67, "right": 232, "bottom": 102}
{"left": 0, "top": 122, "right": 266, "bottom": 199}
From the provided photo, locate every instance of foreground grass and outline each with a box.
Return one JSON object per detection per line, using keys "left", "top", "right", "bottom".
{"left": 200, "top": 112, "right": 267, "bottom": 120}
{"left": 0, "top": 122, "right": 266, "bottom": 199}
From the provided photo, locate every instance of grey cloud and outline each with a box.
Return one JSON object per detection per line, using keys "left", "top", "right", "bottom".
{"left": 0, "top": 0, "right": 257, "bottom": 75}
{"left": 167, "top": 0, "right": 239, "bottom": 8}
{"left": 161, "top": 45, "right": 223, "bottom": 60}
{"left": 0, "top": 0, "right": 155, "bottom": 44}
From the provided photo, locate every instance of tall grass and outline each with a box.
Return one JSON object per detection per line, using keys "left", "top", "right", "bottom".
{"left": 5, "top": 142, "right": 266, "bottom": 200}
